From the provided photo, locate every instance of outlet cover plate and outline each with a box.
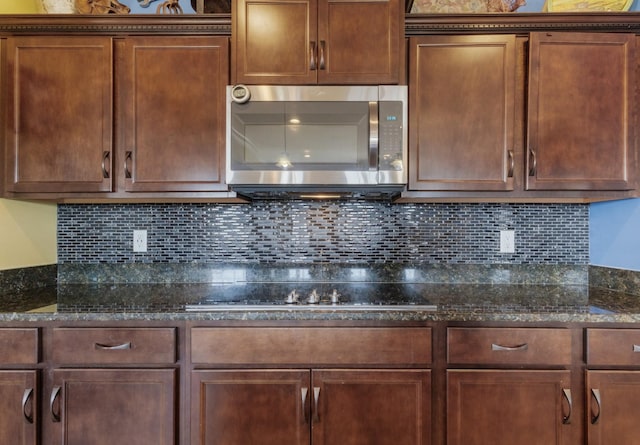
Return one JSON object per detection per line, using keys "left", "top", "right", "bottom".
{"left": 133, "top": 230, "right": 147, "bottom": 253}
{"left": 500, "top": 230, "right": 515, "bottom": 253}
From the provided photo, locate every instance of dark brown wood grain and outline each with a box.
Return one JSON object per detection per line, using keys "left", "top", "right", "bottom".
{"left": 191, "top": 326, "right": 432, "bottom": 367}
{"left": 447, "top": 327, "right": 573, "bottom": 366}
{"left": 0, "top": 328, "right": 39, "bottom": 365}
{"left": 4, "top": 36, "right": 113, "bottom": 194}
{"left": 408, "top": 35, "right": 517, "bottom": 192}
{"left": 116, "top": 36, "right": 229, "bottom": 193}
{"left": 232, "top": 0, "right": 403, "bottom": 85}
{"left": 0, "top": 370, "right": 37, "bottom": 445}
{"left": 49, "top": 368, "right": 176, "bottom": 445}
{"left": 526, "top": 32, "right": 636, "bottom": 192}
{"left": 447, "top": 369, "right": 573, "bottom": 445}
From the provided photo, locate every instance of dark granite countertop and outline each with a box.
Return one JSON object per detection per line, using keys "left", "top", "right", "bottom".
{"left": 2, "top": 282, "right": 640, "bottom": 323}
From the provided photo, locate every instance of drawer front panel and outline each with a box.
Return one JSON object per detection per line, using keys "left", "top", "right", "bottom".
{"left": 52, "top": 328, "right": 176, "bottom": 365}
{"left": 587, "top": 329, "right": 640, "bottom": 366}
{"left": 0, "top": 328, "right": 39, "bottom": 365}
{"left": 191, "top": 327, "right": 432, "bottom": 367}
{"left": 447, "top": 327, "right": 572, "bottom": 365}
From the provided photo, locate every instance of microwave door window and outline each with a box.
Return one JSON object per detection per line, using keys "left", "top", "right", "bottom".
{"left": 284, "top": 102, "right": 370, "bottom": 170}
{"left": 231, "top": 102, "right": 286, "bottom": 170}
{"left": 230, "top": 101, "right": 370, "bottom": 171}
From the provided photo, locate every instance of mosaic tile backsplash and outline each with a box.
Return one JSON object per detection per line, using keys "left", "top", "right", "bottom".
{"left": 57, "top": 202, "right": 588, "bottom": 265}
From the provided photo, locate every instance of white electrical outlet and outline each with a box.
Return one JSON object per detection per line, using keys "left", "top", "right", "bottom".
{"left": 500, "top": 230, "right": 515, "bottom": 253}
{"left": 133, "top": 230, "right": 147, "bottom": 253}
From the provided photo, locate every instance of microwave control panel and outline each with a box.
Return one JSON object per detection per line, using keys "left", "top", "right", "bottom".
{"left": 378, "top": 101, "right": 404, "bottom": 171}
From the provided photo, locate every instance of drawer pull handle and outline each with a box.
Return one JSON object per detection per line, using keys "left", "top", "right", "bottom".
{"left": 633, "top": 344, "right": 640, "bottom": 352}
{"left": 50, "top": 386, "right": 61, "bottom": 423}
{"left": 313, "top": 387, "right": 320, "bottom": 423}
{"left": 562, "top": 388, "right": 572, "bottom": 424}
{"left": 22, "top": 388, "right": 34, "bottom": 424}
{"left": 301, "top": 387, "right": 309, "bottom": 424}
{"left": 95, "top": 342, "right": 132, "bottom": 350}
{"left": 491, "top": 343, "right": 528, "bottom": 351}
{"left": 591, "top": 388, "right": 602, "bottom": 425}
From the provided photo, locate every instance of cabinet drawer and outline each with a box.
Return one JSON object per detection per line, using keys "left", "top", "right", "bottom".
{"left": 587, "top": 329, "right": 640, "bottom": 366}
{"left": 52, "top": 328, "right": 176, "bottom": 365}
{"left": 447, "top": 327, "right": 572, "bottom": 365}
{"left": 191, "top": 327, "right": 431, "bottom": 367}
{"left": 0, "top": 328, "right": 39, "bottom": 365}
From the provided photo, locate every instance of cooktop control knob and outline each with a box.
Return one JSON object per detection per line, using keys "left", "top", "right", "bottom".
{"left": 285, "top": 290, "right": 299, "bottom": 304}
{"left": 307, "top": 289, "right": 320, "bottom": 304}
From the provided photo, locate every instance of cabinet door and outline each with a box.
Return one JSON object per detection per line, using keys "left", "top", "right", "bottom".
{"left": 312, "top": 370, "right": 431, "bottom": 445}
{"left": 5, "top": 36, "right": 113, "bottom": 193}
{"left": 447, "top": 370, "right": 572, "bottom": 445}
{"left": 317, "top": 0, "right": 402, "bottom": 84}
{"left": 587, "top": 371, "right": 640, "bottom": 445}
{"left": 191, "top": 369, "right": 310, "bottom": 445}
{"left": 118, "top": 36, "right": 229, "bottom": 192}
{"left": 527, "top": 32, "right": 636, "bottom": 191}
{"left": 49, "top": 369, "right": 176, "bottom": 445}
{"left": 409, "top": 35, "right": 517, "bottom": 191}
{"left": 233, "top": 0, "right": 317, "bottom": 84}
{"left": 0, "top": 370, "right": 37, "bottom": 445}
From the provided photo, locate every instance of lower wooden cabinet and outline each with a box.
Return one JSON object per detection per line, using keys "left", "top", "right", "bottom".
{"left": 191, "top": 370, "right": 309, "bottom": 445}
{"left": 447, "top": 327, "right": 575, "bottom": 445}
{"left": 586, "top": 371, "right": 640, "bottom": 445}
{"left": 586, "top": 328, "right": 640, "bottom": 445}
{"left": 447, "top": 370, "right": 573, "bottom": 445}
{"left": 191, "top": 369, "right": 431, "bottom": 445}
{"left": 0, "top": 370, "right": 38, "bottom": 445}
{"left": 0, "top": 328, "right": 39, "bottom": 445}
{"left": 49, "top": 368, "right": 176, "bottom": 445}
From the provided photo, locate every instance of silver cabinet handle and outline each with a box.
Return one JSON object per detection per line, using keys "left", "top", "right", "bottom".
{"left": 124, "top": 151, "right": 133, "bottom": 179}
{"left": 528, "top": 149, "right": 537, "bottom": 176}
{"left": 95, "top": 342, "right": 132, "bottom": 350}
{"left": 101, "top": 151, "right": 111, "bottom": 179}
{"left": 507, "top": 150, "right": 514, "bottom": 178}
{"left": 309, "top": 41, "right": 317, "bottom": 70}
{"left": 318, "top": 40, "right": 326, "bottom": 70}
{"left": 50, "top": 386, "right": 61, "bottom": 423}
{"left": 312, "top": 387, "right": 320, "bottom": 423}
{"left": 22, "top": 388, "right": 34, "bottom": 424}
{"left": 591, "top": 388, "right": 602, "bottom": 425}
{"left": 301, "top": 387, "right": 309, "bottom": 424}
{"left": 562, "top": 388, "right": 572, "bottom": 424}
{"left": 491, "top": 343, "right": 528, "bottom": 351}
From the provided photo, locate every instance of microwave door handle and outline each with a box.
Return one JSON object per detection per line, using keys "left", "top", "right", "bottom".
{"left": 369, "top": 101, "right": 379, "bottom": 171}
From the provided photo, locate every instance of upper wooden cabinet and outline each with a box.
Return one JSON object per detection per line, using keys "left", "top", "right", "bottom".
{"left": 526, "top": 32, "right": 637, "bottom": 192}
{"left": 232, "top": 0, "right": 404, "bottom": 85}
{"left": 3, "top": 34, "right": 232, "bottom": 200}
{"left": 408, "top": 35, "right": 518, "bottom": 192}
{"left": 117, "top": 36, "right": 228, "bottom": 193}
{"left": 404, "top": 31, "right": 638, "bottom": 202}
{"left": 4, "top": 36, "right": 113, "bottom": 194}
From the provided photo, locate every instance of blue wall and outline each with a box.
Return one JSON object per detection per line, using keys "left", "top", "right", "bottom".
{"left": 590, "top": 198, "right": 640, "bottom": 271}
{"left": 517, "top": 0, "right": 639, "bottom": 11}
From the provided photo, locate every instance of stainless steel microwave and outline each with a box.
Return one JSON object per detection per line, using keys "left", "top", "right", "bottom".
{"left": 226, "top": 85, "right": 407, "bottom": 199}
